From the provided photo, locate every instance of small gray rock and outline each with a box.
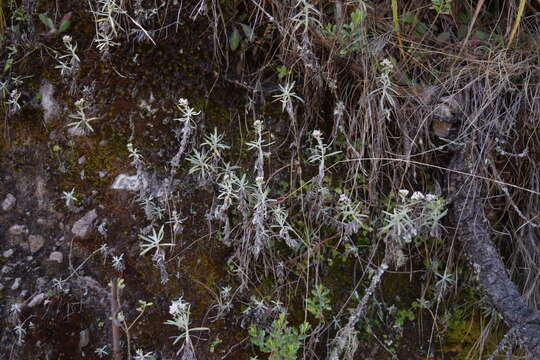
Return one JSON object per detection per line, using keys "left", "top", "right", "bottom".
{"left": 1, "top": 265, "right": 12, "bottom": 274}
{"left": 111, "top": 173, "right": 147, "bottom": 191}
{"left": 11, "top": 277, "right": 21, "bottom": 290}
{"left": 3, "top": 249, "right": 14, "bottom": 258}
{"left": 79, "top": 329, "right": 90, "bottom": 348}
{"left": 36, "top": 277, "right": 47, "bottom": 289}
{"left": 1, "top": 193, "right": 16, "bottom": 211}
{"left": 28, "top": 293, "right": 47, "bottom": 308}
{"left": 49, "top": 251, "right": 63, "bottom": 263}
{"left": 29, "top": 235, "right": 46, "bottom": 254}
{"left": 72, "top": 209, "right": 98, "bottom": 239}
{"left": 9, "top": 224, "right": 28, "bottom": 236}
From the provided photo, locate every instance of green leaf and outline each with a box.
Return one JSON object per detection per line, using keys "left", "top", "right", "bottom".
{"left": 400, "top": 14, "right": 416, "bottom": 24}
{"left": 415, "top": 22, "right": 428, "bottom": 35}
{"left": 39, "top": 13, "right": 55, "bottom": 30}
{"left": 240, "top": 23, "right": 254, "bottom": 42}
{"left": 58, "top": 19, "right": 71, "bottom": 33}
{"left": 229, "top": 28, "right": 241, "bottom": 51}
{"left": 474, "top": 30, "right": 489, "bottom": 41}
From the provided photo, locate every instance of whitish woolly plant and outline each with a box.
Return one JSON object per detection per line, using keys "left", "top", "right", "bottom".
{"left": 374, "top": 58, "right": 397, "bottom": 120}
{"left": 271, "top": 205, "right": 298, "bottom": 249}
{"left": 246, "top": 119, "right": 271, "bottom": 179}
{"left": 67, "top": 98, "right": 98, "bottom": 134}
{"left": 380, "top": 190, "right": 447, "bottom": 267}
{"left": 273, "top": 81, "right": 304, "bottom": 116}
{"left": 171, "top": 98, "right": 201, "bottom": 171}
{"left": 306, "top": 130, "right": 340, "bottom": 216}
{"left": 55, "top": 35, "right": 80, "bottom": 78}
{"left": 336, "top": 193, "right": 369, "bottom": 237}
{"left": 138, "top": 225, "right": 174, "bottom": 258}
{"left": 6, "top": 88, "right": 21, "bottom": 114}
{"left": 291, "top": 0, "right": 322, "bottom": 35}
{"left": 165, "top": 297, "right": 209, "bottom": 360}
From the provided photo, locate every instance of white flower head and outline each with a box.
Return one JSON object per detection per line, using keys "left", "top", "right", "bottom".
{"left": 381, "top": 58, "right": 393, "bottom": 70}
{"left": 169, "top": 297, "right": 188, "bottom": 316}
{"left": 411, "top": 191, "right": 425, "bottom": 201}
{"left": 62, "top": 35, "right": 73, "bottom": 44}
{"left": 177, "top": 98, "right": 188, "bottom": 107}
{"left": 253, "top": 120, "right": 263, "bottom": 132}
{"left": 425, "top": 194, "right": 438, "bottom": 201}
{"left": 398, "top": 189, "right": 409, "bottom": 198}
{"left": 312, "top": 129, "right": 322, "bottom": 138}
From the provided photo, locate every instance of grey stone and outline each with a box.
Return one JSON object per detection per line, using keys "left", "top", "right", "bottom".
{"left": 11, "top": 277, "right": 21, "bottom": 290}
{"left": 28, "top": 293, "right": 47, "bottom": 308}
{"left": 29, "top": 235, "right": 45, "bottom": 254}
{"left": 1, "top": 193, "right": 16, "bottom": 211}
{"left": 40, "top": 80, "right": 59, "bottom": 123}
{"left": 79, "top": 329, "right": 90, "bottom": 348}
{"left": 36, "top": 277, "right": 47, "bottom": 290}
{"left": 111, "top": 173, "right": 147, "bottom": 191}
{"left": 9, "top": 224, "right": 28, "bottom": 236}
{"left": 49, "top": 251, "right": 63, "bottom": 263}
{"left": 67, "top": 126, "right": 88, "bottom": 137}
{"left": 72, "top": 209, "right": 98, "bottom": 239}
{"left": 1, "top": 265, "right": 12, "bottom": 274}
{"left": 3, "top": 249, "right": 14, "bottom": 258}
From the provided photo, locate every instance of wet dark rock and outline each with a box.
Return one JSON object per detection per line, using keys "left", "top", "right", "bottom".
{"left": 72, "top": 209, "right": 98, "bottom": 239}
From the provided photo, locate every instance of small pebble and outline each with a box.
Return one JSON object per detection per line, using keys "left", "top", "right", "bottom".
{"left": 1, "top": 193, "right": 16, "bottom": 211}
{"left": 3, "top": 249, "right": 14, "bottom": 258}
{"left": 11, "top": 277, "right": 21, "bottom": 290}
{"left": 49, "top": 251, "right": 63, "bottom": 263}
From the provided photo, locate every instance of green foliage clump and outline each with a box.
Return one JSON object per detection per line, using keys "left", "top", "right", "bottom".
{"left": 249, "top": 314, "right": 311, "bottom": 360}
{"left": 306, "top": 284, "right": 331, "bottom": 321}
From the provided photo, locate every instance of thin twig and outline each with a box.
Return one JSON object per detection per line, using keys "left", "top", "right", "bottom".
{"left": 111, "top": 278, "right": 122, "bottom": 360}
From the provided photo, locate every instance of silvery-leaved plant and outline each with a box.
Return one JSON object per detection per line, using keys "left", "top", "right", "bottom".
{"left": 171, "top": 98, "right": 201, "bottom": 171}
{"left": 374, "top": 58, "right": 397, "bottom": 120}
{"left": 246, "top": 120, "right": 273, "bottom": 179}
{"left": 55, "top": 35, "right": 80, "bottom": 78}
{"left": 67, "top": 98, "right": 98, "bottom": 134}
{"left": 165, "top": 297, "right": 209, "bottom": 359}
{"left": 336, "top": 193, "right": 369, "bottom": 236}
{"left": 202, "top": 127, "right": 230, "bottom": 162}
{"left": 306, "top": 130, "right": 340, "bottom": 216}
{"left": 7, "top": 89, "right": 21, "bottom": 114}
{"left": 380, "top": 189, "right": 447, "bottom": 266}
{"left": 252, "top": 176, "right": 271, "bottom": 258}
{"left": 271, "top": 205, "right": 298, "bottom": 249}
{"left": 139, "top": 225, "right": 174, "bottom": 257}
{"left": 272, "top": 81, "right": 304, "bottom": 114}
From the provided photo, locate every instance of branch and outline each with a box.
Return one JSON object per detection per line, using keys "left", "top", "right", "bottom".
{"left": 449, "top": 150, "right": 540, "bottom": 357}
